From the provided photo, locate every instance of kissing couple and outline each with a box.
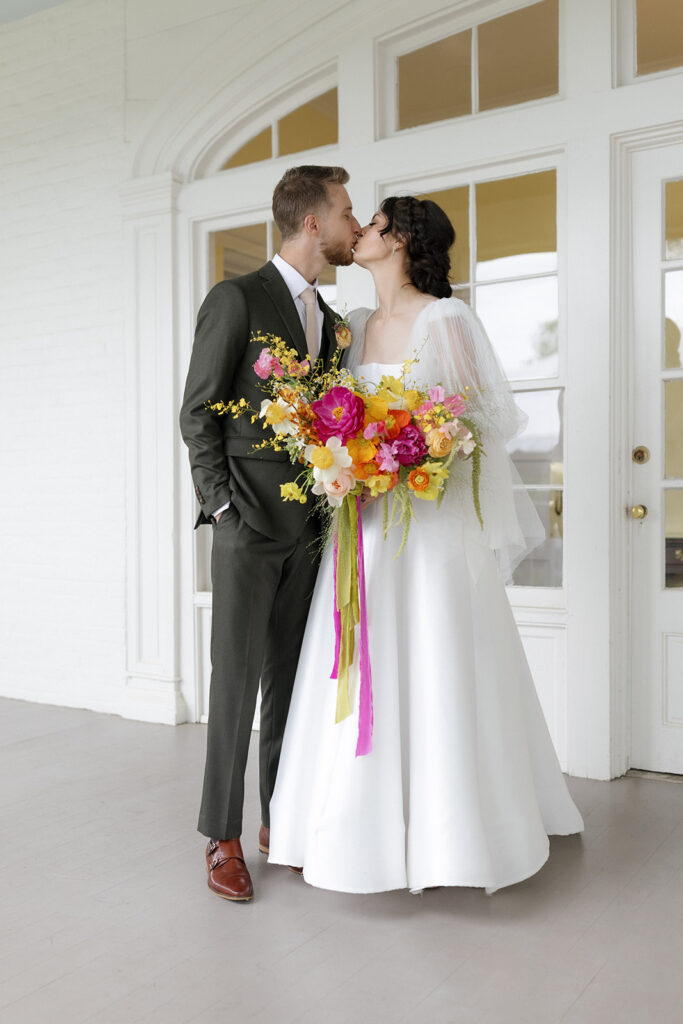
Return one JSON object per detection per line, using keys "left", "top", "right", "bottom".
{"left": 180, "top": 164, "right": 583, "bottom": 902}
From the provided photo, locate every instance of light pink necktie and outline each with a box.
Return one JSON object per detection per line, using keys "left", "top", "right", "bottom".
{"left": 299, "top": 287, "right": 319, "bottom": 360}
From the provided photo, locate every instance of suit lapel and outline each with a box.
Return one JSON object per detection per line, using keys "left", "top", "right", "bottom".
{"left": 259, "top": 263, "right": 308, "bottom": 360}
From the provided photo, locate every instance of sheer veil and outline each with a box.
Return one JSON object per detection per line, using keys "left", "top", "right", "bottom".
{"left": 346, "top": 298, "right": 545, "bottom": 582}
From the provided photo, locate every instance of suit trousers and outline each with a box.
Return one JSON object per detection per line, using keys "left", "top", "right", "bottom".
{"left": 197, "top": 503, "right": 320, "bottom": 839}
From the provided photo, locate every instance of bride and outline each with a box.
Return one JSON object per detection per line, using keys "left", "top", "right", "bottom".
{"left": 267, "top": 195, "right": 583, "bottom": 894}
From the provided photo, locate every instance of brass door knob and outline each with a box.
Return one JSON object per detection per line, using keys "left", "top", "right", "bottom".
{"left": 630, "top": 504, "right": 648, "bottom": 520}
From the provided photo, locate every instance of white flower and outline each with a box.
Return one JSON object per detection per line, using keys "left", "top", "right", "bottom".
{"left": 259, "top": 397, "right": 297, "bottom": 436}
{"left": 303, "top": 436, "right": 352, "bottom": 484}
{"left": 312, "top": 467, "right": 356, "bottom": 507}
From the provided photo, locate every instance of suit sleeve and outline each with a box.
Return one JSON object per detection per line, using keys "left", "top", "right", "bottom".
{"left": 179, "top": 281, "right": 249, "bottom": 519}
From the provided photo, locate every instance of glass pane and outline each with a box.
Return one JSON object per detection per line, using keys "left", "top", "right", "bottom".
{"left": 665, "top": 180, "right": 683, "bottom": 259}
{"left": 665, "top": 490, "right": 683, "bottom": 588}
{"left": 511, "top": 488, "right": 563, "bottom": 587}
{"left": 665, "top": 271, "right": 683, "bottom": 368}
{"left": 196, "top": 529, "right": 212, "bottom": 593}
{"left": 507, "top": 389, "right": 563, "bottom": 485}
{"left": 665, "top": 380, "right": 683, "bottom": 478}
{"left": 453, "top": 286, "right": 471, "bottom": 305}
{"left": 636, "top": 0, "right": 683, "bottom": 75}
{"left": 222, "top": 127, "right": 272, "bottom": 170}
{"left": 475, "top": 276, "right": 559, "bottom": 380}
{"left": 476, "top": 170, "right": 556, "bottom": 280}
{"left": 397, "top": 30, "right": 472, "bottom": 130}
{"left": 278, "top": 88, "right": 338, "bottom": 157}
{"left": 478, "top": 0, "right": 558, "bottom": 112}
{"left": 211, "top": 223, "right": 267, "bottom": 286}
{"left": 416, "top": 186, "right": 469, "bottom": 284}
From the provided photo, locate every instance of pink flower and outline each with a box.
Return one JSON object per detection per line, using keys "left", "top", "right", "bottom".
{"left": 415, "top": 400, "right": 434, "bottom": 417}
{"left": 311, "top": 386, "right": 365, "bottom": 443}
{"left": 377, "top": 442, "right": 399, "bottom": 473}
{"left": 429, "top": 386, "right": 445, "bottom": 403}
{"left": 312, "top": 467, "right": 356, "bottom": 507}
{"left": 254, "top": 348, "right": 284, "bottom": 380}
{"left": 363, "top": 421, "right": 385, "bottom": 440}
{"left": 290, "top": 359, "right": 310, "bottom": 377}
{"left": 445, "top": 393, "right": 466, "bottom": 416}
{"left": 392, "top": 424, "right": 428, "bottom": 466}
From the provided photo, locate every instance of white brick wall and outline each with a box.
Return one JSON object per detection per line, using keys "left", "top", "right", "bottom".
{"left": 0, "top": 0, "right": 128, "bottom": 712}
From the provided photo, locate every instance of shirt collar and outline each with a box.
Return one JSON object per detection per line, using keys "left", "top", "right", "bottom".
{"left": 271, "top": 253, "right": 318, "bottom": 302}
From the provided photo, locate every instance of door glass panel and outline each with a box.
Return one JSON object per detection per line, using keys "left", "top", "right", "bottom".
{"left": 416, "top": 186, "right": 470, "bottom": 284}
{"left": 665, "top": 380, "right": 683, "bottom": 478}
{"left": 665, "top": 490, "right": 683, "bottom": 588}
{"left": 278, "top": 88, "right": 338, "bottom": 157}
{"left": 397, "top": 30, "right": 472, "bottom": 130}
{"left": 507, "top": 389, "right": 563, "bottom": 485}
{"left": 636, "top": 0, "right": 683, "bottom": 76}
{"left": 665, "top": 180, "right": 683, "bottom": 259}
{"left": 476, "top": 170, "right": 556, "bottom": 280}
{"left": 478, "top": 0, "right": 558, "bottom": 112}
{"left": 665, "top": 271, "right": 683, "bottom": 368}
{"left": 475, "top": 276, "right": 559, "bottom": 380}
{"left": 222, "top": 127, "right": 272, "bottom": 170}
{"left": 212, "top": 223, "right": 267, "bottom": 284}
{"left": 511, "top": 488, "right": 563, "bottom": 587}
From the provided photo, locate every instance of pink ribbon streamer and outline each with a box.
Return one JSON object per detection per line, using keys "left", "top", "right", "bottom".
{"left": 330, "top": 525, "right": 341, "bottom": 679}
{"left": 355, "top": 495, "right": 373, "bottom": 756}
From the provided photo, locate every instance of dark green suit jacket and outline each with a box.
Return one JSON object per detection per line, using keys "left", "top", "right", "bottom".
{"left": 179, "top": 261, "right": 339, "bottom": 541}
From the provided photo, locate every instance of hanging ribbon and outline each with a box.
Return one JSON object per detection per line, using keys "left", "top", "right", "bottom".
{"left": 330, "top": 494, "right": 373, "bottom": 756}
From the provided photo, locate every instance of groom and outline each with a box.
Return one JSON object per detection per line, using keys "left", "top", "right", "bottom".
{"left": 180, "top": 165, "right": 361, "bottom": 902}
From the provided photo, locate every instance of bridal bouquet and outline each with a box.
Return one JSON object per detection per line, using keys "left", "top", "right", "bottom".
{"left": 208, "top": 331, "right": 483, "bottom": 756}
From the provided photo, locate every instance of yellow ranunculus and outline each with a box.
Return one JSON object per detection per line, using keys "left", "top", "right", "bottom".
{"left": 427, "top": 429, "right": 453, "bottom": 458}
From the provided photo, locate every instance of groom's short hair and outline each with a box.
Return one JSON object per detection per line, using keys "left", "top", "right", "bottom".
{"left": 272, "top": 165, "right": 350, "bottom": 241}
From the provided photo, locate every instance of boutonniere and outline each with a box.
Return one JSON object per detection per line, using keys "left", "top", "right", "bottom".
{"left": 333, "top": 312, "right": 352, "bottom": 350}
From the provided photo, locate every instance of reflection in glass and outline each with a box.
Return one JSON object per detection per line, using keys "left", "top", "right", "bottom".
{"left": 665, "top": 271, "right": 683, "bottom": 368}
{"left": 507, "top": 389, "right": 563, "bottom": 485}
{"left": 665, "top": 490, "right": 683, "bottom": 588}
{"left": 475, "top": 276, "right": 559, "bottom": 380}
{"left": 665, "top": 380, "right": 683, "bottom": 479}
{"left": 665, "top": 180, "right": 683, "bottom": 259}
{"left": 636, "top": 0, "right": 683, "bottom": 76}
{"left": 478, "top": 0, "right": 559, "bottom": 112}
{"left": 476, "top": 171, "right": 556, "bottom": 280}
{"left": 278, "top": 88, "right": 338, "bottom": 157}
{"left": 416, "top": 185, "right": 470, "bottom": 284}
{"left": 397, "top": 31, "right": 472, "bottom": 130}
{"left": 212, "top": 223, "right": 267, "bottom": 285}
{"left": 512, "top": 487, "right": 563, "bottom": 587}
{"left": 222, "top": 127, "right": 272, "bottom": 170}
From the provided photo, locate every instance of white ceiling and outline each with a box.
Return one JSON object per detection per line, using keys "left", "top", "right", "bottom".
{"left": 0, "top": 0, "right": 70, "bottom": 23}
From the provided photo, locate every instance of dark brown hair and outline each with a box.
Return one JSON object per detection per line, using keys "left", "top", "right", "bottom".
{"left": 272, "top": 165, "right": 350, "bottom": 241}
{"left": 380, "top": 196, "right": 455, "bottom": 298}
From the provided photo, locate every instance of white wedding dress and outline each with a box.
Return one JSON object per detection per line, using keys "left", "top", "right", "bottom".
{"left": 268, "top": 297, "right": 583, "bottom": 894}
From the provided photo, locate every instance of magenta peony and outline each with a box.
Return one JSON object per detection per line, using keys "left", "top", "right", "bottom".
{"left": 311, "top": 386, "right": 365, "bottom": 443}
{"left": 392, "top": 424, "right": 428, "bottom": 466}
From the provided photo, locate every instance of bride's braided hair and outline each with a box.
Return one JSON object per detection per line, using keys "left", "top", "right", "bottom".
{"left": 380, "top": 196, "right": 455, "bottom": 299}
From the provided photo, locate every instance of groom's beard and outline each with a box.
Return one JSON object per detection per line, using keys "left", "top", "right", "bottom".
{"left": 321, "top": 239, "right": 354, "bottom": 267}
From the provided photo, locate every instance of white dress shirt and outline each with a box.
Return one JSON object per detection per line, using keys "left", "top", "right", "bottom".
{"left": 212, "top": 254, "right": 322, "bottom": 519}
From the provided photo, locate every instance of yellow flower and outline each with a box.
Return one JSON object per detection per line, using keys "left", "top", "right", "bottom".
{"left": 380, "top": 375, "right": 404, "bottom": 395}
{"left": 280, "top": 482, "right": 307, "bottom": 504}
{"left": 347, "top": 437, "right": 377, "bottom": 465}
{"left": 427, "top": 429, "right": 453, "bottom": 458}
{"left": 412, "top": 461, "right": 449, "bottom": 501}
{"left": 265, "top": 404, "right": 288, "bottom": 426}
{"left": 366, "top": 472, "right": 397, "bottom": 496}
{"left": 403, "top": 389, "right": 422, "bottom": 411}
{"left": 364, "top": 395, "right": 389, "bottom": 421}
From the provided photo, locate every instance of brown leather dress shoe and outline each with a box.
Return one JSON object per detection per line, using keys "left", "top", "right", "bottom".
{"left": 258, "top": 824, "right": 303, "bottom": 875}
{"left": 205, "top": 838, "right": 253, "bottom": 901}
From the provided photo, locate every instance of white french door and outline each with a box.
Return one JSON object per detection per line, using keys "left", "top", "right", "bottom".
{"left": 630, "top": 142, "right": 683, "bottom": 773}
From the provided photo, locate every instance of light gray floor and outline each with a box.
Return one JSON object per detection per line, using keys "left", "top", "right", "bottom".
{"left": 2, "top": 699, "right": 683, "bottom": 1024}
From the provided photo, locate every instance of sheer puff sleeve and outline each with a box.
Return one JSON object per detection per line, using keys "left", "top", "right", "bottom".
{"left": 425, "top": 297, "right": 545, "bottom": 583}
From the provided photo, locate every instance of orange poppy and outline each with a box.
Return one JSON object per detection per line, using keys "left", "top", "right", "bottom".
{"left": 384, "top": 409, "right": 411, "bottom": 439}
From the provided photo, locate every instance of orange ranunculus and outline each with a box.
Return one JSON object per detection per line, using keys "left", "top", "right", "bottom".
{"left": 347, "top": 437, "right": 377, "bottom": 465}
{"left": 407, "top": 467, "right": 431, "bottom": 492}
{"left": 384, "top": 409, "right": 412, "bottom": 439}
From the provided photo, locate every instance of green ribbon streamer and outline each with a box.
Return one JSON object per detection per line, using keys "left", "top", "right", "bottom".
{"left": 335, "top": 495, "right": 359, "bottom": 723}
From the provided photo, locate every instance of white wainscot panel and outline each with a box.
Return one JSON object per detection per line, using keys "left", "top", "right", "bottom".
{"left": 513, "top": 617, "right": 567, "bottom": 769}
{"left": 663, "top": 634, "right": 683, "bottom": 727}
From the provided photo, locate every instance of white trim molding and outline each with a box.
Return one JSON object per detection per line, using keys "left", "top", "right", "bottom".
{"left": 121, "top": 172, "right": 187, "bottom": 725}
